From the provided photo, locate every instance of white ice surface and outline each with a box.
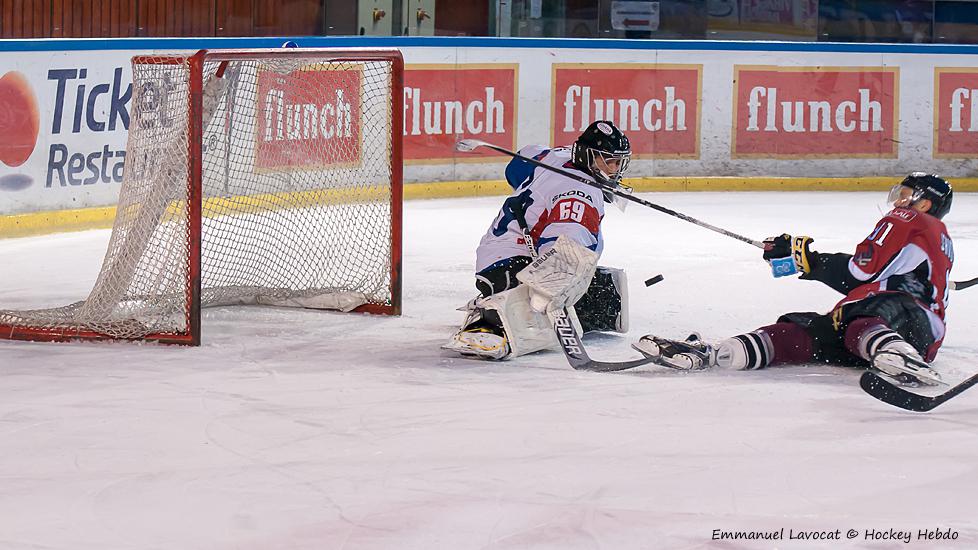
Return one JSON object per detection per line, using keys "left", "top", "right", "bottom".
{"left": 2, "top": 192, "right": 978, "bottom": 550}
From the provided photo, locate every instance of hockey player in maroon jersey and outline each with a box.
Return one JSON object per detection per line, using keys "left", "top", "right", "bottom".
{"left": 635, "top": 173, "right": 954, "bottom": 386}
{"left": 444, "top": 121, "right": 633, "bottom": 360}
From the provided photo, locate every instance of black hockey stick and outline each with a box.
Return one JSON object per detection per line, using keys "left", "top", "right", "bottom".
{"left": 860, "top": 370, "right": 978, "bottom": 412}
{"left": 458, "top": 139, "right": 978, "bottom": 291}
{"left": 456, "top": 139, "right": 764, "bottom": 248}
{"left": 550, "top": 308, "right": 658, "bottom": 372}
{"left": 951, "top": 277, "right": 978, "bottom": 291}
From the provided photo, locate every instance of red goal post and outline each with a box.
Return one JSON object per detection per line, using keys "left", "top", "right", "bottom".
{"left": 0, "top": 48, "right": 403, "bottom": 345}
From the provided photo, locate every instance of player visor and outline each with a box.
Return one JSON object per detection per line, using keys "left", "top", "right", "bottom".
{"left": 887, "top": 183, "right": 922, "bottom": 206}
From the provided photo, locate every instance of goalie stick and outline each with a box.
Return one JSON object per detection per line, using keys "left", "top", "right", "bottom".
{"left": 457, "top": 138, "right": 978, "bottom": 292}
{"left": 860, "top": 370, "right": 978, "bottom": 412}
{"left": 550, "top": 308, "right": 658, "bottom": 372}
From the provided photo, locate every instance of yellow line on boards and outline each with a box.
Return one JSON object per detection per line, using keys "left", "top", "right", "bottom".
{"left": 0, "top": 206, "right": 117, "bottom": 239}
{"left": 3, "top": 177, "right": 976, "bottom": 239}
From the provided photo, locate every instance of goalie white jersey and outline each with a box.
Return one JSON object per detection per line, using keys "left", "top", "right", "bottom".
{"left": 475, "top": 146, "right": 605, "bottom": 273}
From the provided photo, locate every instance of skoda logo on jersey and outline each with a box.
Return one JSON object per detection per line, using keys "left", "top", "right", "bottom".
{"left": 552, "top": 189, "right": 593, "bottom": 203}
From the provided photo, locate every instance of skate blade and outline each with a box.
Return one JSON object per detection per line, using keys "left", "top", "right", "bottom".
{"left": 873, "top": 352, "right": 945, "bottom": 387}
{"left": 631, "top": 343, "right": 704, "bottom": 371}
{"left": 631, "top": 340, "right": 662, "bottom": 359}
{"left": 873, "top": 370, "right": 946, "bottom": 388}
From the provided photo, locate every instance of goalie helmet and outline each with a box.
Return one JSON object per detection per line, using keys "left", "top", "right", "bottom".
{"left": 572, "top": 121, "right": 631, "bottom": 203}
{"left": 887, "top": 172, "right": 953, "bottom": 220}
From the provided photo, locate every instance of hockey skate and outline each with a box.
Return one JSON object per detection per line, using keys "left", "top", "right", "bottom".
{"left": 871, "top": 349, "right": 944, "bottom": 386}
{"left": 443, "top": 325, "right": 510, "bottom": 360}
{"left": 632, "top": 333, "right": 715, "bottom": 371}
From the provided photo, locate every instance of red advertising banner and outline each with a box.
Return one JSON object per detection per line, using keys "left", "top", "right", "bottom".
{"left": 934, "top": 68, "right": 978, "bottom": 158}
{"left": 404, "top": 64, "right": 518, "bottom": 164}
{"left": 732, "top": 66, "right": 898, "bottom": 158}
{"left": 551, "top": 64, "right": 701, "bottom": 158}
{"left": 255, "top": 65, "right": 363, "bottom": 171}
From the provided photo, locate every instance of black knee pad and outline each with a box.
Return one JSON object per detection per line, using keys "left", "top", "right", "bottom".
{"left": 475, "top": 256, "right": 533, "bottom": 296}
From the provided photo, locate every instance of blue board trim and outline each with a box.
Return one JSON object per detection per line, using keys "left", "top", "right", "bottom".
{"left": 3, "top": 35, "right": 978, "bottom": 55}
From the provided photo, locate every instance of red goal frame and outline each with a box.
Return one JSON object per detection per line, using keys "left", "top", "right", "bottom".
{"left": 0, "top": 48, "right": 403, "bottom": 346}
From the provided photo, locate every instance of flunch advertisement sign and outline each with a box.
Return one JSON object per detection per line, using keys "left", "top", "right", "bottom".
{"left": 934, "top": 68, "right": 978, "bottom": 158}
{"left": 551, "top": 64, "right": 701, "bottom": 158}
{"left": 403, "top": 64, "right": 518, "bottom": 164}
{"left": 732, "top": 66, "right": 898, "bottom": 158}
{"left": 255, "top": 64, "right": 363, "bottom": 171}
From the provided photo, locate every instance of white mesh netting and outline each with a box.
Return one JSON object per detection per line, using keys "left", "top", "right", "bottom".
{"left": 0, "top": 51, "right": 399, "bottom": 342}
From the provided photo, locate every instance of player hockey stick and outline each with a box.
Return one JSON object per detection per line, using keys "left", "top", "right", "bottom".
{"left": 860, "top": 370, "right": 978, "bottom": 412}
{"left": 951, "top": 276, "right": 978, "bottom": 291}
{"left": 457, "top": 139, "right": 978, "bottom": 292}
{"left": 456, "top": 139, "right": 764, "bottom": 249}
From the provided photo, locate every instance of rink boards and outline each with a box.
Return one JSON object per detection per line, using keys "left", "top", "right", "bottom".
{"left": 2, "top": 36, "right": 978, "bottom": 235}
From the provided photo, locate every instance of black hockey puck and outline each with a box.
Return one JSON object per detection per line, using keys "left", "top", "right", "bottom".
{"left": 644, "top": 274, "right": 664, "bottom": 287}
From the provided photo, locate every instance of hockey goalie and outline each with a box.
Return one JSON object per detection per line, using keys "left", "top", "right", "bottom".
{"left": 444, "top": 121, "right": 633, "bottom": 360}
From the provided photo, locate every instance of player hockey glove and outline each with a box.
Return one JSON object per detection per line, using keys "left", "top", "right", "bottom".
{"left": 517, "top": 235, "right": 599, "bottom": 315}
{"left": 762, "top": 234, "right": 817, "bottom": 277}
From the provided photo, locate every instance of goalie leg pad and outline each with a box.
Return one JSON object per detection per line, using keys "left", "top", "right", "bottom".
{"left": 444, "top": 286, "right": 584, "bottom": 359}
{"left": 575, "top": 266, "right": 629, "bottom": 334}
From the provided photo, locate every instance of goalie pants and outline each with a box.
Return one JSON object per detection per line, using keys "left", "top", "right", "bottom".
{"left": 474, "top": 256, "right": 623, "bottom": 333}
{"left": 747, "top": 293, "right": 939, "bottom": 369}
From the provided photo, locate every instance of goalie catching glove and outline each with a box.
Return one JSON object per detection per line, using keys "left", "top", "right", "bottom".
{"left": 516, "top": 235, "right": 599, "bottom": 315}
{"left": 763, "top": 233, "right": 817, "bottom": 278}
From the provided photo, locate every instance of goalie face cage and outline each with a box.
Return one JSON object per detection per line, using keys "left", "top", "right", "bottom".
{"left": 0, "top": 48, "right": 403, "bottom": 345}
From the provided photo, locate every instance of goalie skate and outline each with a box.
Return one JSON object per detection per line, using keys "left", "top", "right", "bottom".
{"left": 871, "top": 349, "right": 944, "bottom": 387}
{"left": 631, "top": 334, "right": 714, "bottom": 371}
{"left": 443, "top": 326, "right": 510, "bottom": 360}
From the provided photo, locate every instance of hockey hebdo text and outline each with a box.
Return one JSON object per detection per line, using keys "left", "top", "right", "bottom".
{"left": 711, "top": 527, "right": 960, "bottom": 544}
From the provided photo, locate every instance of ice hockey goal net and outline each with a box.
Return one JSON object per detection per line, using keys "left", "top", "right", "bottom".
{"left": 0, "top": 48, "right": 403, "bottom": 345}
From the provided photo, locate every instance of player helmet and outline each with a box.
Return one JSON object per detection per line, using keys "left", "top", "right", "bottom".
{"left": 887, "top": 172, "right": 953, "bottom": 220}
{"left": 572, "top": 121, "right": 631, "bottom": 200}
